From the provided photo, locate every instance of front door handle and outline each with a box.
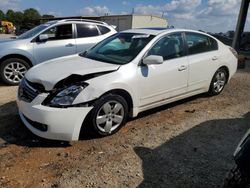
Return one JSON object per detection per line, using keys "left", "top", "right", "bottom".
{"left": 66, "top": 43, "right": 75, "bottom": 47}
{"left": 212, "top": 56, "right": 218, "bottom": 61}
{"left": 178, "top": 65, "right": 187, "bottom": 71}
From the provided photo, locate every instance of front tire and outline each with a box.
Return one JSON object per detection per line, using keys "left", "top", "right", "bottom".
{"left": 208, "top": 68, "right": 228, "bottom": 96}
{"left": 89, "top": 94, "right": 128, "bottom": 136}
{"left": 0, "top": 58, "right": 30, "bottom": 85}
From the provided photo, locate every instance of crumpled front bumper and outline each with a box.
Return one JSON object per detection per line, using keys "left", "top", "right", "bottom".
{"left": 17, "top": 94, "right": 93, "bottom": 141}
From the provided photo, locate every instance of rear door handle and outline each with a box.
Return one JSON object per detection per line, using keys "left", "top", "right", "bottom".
{"left": 178, "top": 65, "right": 187, "bottom": 71}
{"left": 66, "top": 43, "right": 75, "bottom": 47}
{"left": 212, "top": 56, "right": 218, "bottom": 61}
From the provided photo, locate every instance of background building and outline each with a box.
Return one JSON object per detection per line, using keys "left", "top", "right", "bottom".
{"left": 100, "top": 14, "right": 168, "bottom": 31}
{"left": 42, "top": 14, "right": 168, "bottom": 31}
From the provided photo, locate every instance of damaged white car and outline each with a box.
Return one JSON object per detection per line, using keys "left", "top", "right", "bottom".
{"left": 17, "top": 28, "right": 237, "bottom": 141}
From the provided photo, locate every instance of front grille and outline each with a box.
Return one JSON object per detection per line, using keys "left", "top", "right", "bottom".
{"left": 23, "top": 115, "right": 48, "bottom": 132}
{"left": 18, "top": 79, "right": 44, "bottom": 103}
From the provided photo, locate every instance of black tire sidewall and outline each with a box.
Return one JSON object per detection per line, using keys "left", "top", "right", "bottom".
{"left": 208, "top": 68, "right": 228, "bottom": 96}
{"left": 89, "top": 94, "right": 128, "bottom": 136}
{"left": 0, "top": 58, "right": 30, "bottom": 85}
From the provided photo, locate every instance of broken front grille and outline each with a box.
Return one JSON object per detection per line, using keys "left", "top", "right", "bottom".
{"left": 18, "top": 79, "right": 44, "bottom": 103}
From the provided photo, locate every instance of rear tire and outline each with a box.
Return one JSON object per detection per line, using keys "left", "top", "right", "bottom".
{"left": 208, "top": 68, "right": 228, "bottom": 96}
{"left": 88, "top": 94, "right": 128, "bottom": 136}
{"left": 0, "top": 58, "right": 30, "bottom": 85}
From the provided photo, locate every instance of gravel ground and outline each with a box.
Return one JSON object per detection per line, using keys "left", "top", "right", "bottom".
{"left": 0, "top": 64, "right": 250, "bottom": 188}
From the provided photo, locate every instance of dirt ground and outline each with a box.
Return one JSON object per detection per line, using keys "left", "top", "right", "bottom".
{"left": 0, "top": 64, "right": 250, "bottom": 188}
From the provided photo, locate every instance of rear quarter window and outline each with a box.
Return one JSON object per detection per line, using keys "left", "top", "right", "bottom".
{"left": 97, "top": 25, "right": 111, "bottom": 35}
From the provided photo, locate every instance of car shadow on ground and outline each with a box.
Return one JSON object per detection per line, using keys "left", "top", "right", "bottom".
{"left": 134, "top": 112, "right": 250, "bottom": 188}
{"left": 0, "top": 101, "right": 70, "bottom": 148}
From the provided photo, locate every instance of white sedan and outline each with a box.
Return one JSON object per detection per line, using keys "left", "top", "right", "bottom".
{"left": 17, "top": 28, "right": 237, "bottom": 141}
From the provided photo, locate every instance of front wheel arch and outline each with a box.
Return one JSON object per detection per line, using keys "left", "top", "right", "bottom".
{"left": 80, "top": 93, "right": 129, "bottom": 138}
{"left": 101, "top": 89, "right": 134, "bottom": 117}
{"left": 0, "top": 54, "right": 33, "bottom": 67}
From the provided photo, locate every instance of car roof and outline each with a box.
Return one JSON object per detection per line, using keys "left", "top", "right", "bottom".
{"left": 121, "top": 28, "right": 210, "bottom": 36}
{"left": 46, "top": 19, "right": 109, "bottom": 26}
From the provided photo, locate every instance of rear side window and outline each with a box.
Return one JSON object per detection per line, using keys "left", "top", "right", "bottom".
{"left": 97, "top": 25, "right": 111, "bottom": 35}
{"left": 186, "top": 33, "right": 218, "bottom": 55}
{"left": 76, "top": 24, "right": 99, "bottom": 38}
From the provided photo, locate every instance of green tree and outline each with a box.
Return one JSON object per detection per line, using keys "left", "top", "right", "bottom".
{"left": 13, "top": 11, "right": 24, "bottom": 30}
{"left": 23, "top": 8, "right": 41, "bottom": 29}
{"left": 6, "top": 9, "right": 15, "bottom": 22}
{"left": 0, "top": 10, "right": 5, "bottom": 20}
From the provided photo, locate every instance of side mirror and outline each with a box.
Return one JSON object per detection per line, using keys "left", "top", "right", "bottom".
{"left": 143, "top": 55, "right": 164, "bottom": 65}
{"left": 38, "top": 34, "right": 49, "bottom": 42}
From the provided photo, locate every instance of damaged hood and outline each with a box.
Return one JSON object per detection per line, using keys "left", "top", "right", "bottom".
{"left": 25, "top": 54, "right": 120, "bottom": 90}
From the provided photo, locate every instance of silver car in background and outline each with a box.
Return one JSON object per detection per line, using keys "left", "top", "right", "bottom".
{"left": 0, "top": 19, "right": 117, "bottom": 85}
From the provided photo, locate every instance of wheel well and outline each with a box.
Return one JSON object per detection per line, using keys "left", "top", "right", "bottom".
{"left": 0, "top": 54, "right": 32, "bottom": 67}
{"left": 219, "top": 66, "right": 230, "bottom": 82}
{"left": 103, "top": 89, "right": 133, "bottom": 117}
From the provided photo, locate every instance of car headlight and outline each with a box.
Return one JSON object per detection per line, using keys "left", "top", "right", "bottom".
{"left": 49, "top": 84, "right": 87, "bottom": 106}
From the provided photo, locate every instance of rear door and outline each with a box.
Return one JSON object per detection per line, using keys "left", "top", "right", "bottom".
{"left": 33, "top": 24, "right": 76, "bottom": 64}
{"left": 185, "top": 32, "right": 219, "bottom": 92}
{"left": 75, "top": 23, "right": 109, "bottom": 53}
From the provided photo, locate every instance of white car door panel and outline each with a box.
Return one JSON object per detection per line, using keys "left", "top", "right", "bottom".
{"left": 187, "top": 51, "right": 219, "bottom": 91}
{"left": 138, "top": 56, "right": 188, "bottom": 107}
{"left": 137, "top": 33, "right": 188, "bottom": 107}
{"left": 33, "top": 24, "right": 76, "bottom": 64}
{"left": 185, "top": 32, "right": 220, "bottom": 92}
{"left": 33, "top": 39, "right": 76, "bottom": 64}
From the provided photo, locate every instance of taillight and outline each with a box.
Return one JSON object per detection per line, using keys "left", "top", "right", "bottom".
{"left": 229, "top": 47, "right": 238, "bottom": 58}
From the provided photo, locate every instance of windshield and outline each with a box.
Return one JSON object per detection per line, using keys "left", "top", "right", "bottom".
{"left": 82, "top": 33, "right": 155, "bottom": 65}
{"left": 18, "top": 23, "right": 52, "bottom": 39}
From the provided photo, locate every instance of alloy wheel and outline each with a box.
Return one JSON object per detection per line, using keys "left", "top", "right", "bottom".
{"left": 3, "top": 62, "right": 27, "bottom": 83}
{"left": 96, "top": 100, "right": 125, "bottom": 133}
{"left": 213, "top": 71, "right": 226, "bottom": 93}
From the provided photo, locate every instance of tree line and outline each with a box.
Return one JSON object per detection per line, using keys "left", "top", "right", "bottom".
{"left": 0, "top": 8, "right": 55, "bottom": 31}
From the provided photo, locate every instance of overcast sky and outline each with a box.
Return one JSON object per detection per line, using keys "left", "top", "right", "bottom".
{"left": 0, "top": 0, "right": 249, "bottom": 33}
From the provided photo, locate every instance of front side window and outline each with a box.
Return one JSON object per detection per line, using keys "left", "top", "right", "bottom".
{"left": 41, "top": 24, "right": 73, "bottom": 41}
{"left": 147, "top": 33, "right": 185, "bottom": 60}
{"left": 76, "top": 24, "right": 99, "bottom": 38}
{"left": 18, "top": 24, "right": 52, "bottom": 39}
{"left": 186, "top": 32, "right": 218, "bottom": 55}
{"left": 82, "top": 33, "right": 155, "bottom": 64}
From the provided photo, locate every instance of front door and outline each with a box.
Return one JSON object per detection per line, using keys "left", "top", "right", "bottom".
{"left": 138, "top": 33, "right": 189, "bottom": 107}
{"left": 33, "top": 24, "right": 76, "bottom": 64}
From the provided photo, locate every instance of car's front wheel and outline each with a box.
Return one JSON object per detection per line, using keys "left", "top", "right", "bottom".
{"left": 89, "top": 94, "right": 128, "bottom": 136}
{"left": 208, "top": 68, "right": 228, "bottom": 96}
{"left": 0, "top": 58, "right": 30, "bottom": 85}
